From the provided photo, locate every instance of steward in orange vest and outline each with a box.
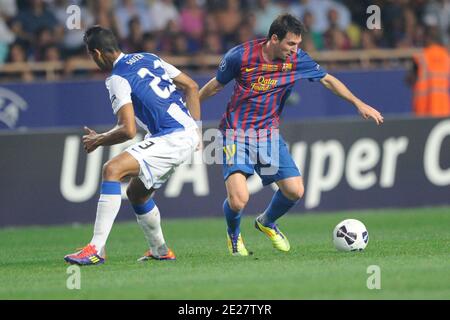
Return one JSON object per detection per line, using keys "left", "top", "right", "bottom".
{"left": 411, "top": 34, "right": 450, "bottom": 117}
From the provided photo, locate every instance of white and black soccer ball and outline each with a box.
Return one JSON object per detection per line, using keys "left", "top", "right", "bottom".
{"left": 333, "top": 219, "right": 369, "bottom": 252}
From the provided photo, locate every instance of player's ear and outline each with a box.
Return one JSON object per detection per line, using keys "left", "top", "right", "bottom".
{"left": 92, "top": 49, "right": 102, "bottom": 59}
{"left": 270, "top": 34, "right": 279, "bottom": 44}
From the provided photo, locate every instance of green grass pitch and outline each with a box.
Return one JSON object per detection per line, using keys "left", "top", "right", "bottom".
{"left": 0, "top": 207, "right": 449, "bottom": 299}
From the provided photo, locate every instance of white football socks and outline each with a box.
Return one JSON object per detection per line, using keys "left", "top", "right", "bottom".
{"left": 136, "top": 205, "right": 168, "bottom": 257}
{"left": 90, "top": 193, "right": 122, "bottom": 255}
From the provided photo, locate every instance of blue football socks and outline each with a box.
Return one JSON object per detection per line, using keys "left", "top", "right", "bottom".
{"left": 223, "top": 199, "right": 242, "bottom": 238}
{"left": 259, "top": 190, "right": 298, "bottom": 226}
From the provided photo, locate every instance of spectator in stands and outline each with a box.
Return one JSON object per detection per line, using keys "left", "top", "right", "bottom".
{"left": 300, "top": 34, "right": 317, "bottom": 52}
{"left": 123, "top": 16, "right": 144, "bottom": 52}
{"left": 299, "top": 11, "right": 319, "bottom": 52}
{"left": 0, "top": 0, "right": 17, "bottom": 18}
{"left": 254, "top": 0, "right": 285, "bottom": 37}
{"left": 204, "top": 11, "right": 220, "bottom": 34}
{"left": 382, "top": 0, "right": 411, "bottom": 48}
{"left": 0, "top": 2, "right": 16, "bottom": 63}
{"left": 149, "top": 0, "right": 180, "bottom": 32}
{"left": 8, "top": 42, "right": 28, "bottom": 63}
{"left": 412, "top": 24, "right": 426, "bottom": 48}
{"left": 339, "top": 0, "right": 374, "bottom": 29}
{"left": 384, "top": 1, "right": 419, "bottom": 49}
{"left": 372, "top": 28, "right": 389, "bottom": 49}
{"left": 360, "top": 30, "right": 378, "bottom": 50}
{"left": 408, "top": 28, "right": 450, "bottom": 116}
{"left": 34, "top": 26, "right": 57, "bottom": 61}
{"left": 50, "top": 0, "right": 94, "bottom": 58}
{"left": 213, "top": 0, "right": 243, "bottom": 49}
{"left": 202, "top": 32, "right": 224, "bottom": 55}
{"left": 236, "top": 21, "right": 256, "bottom": 45}
{"left": 42, "top": 43, "right": 61, "bottom": 62}
{"left": 180, "top": 0, "right": 205, "bottom": 40}
{"left": 116, "top": 0, "right": 152, "bottom": 39}
{"left": 6, "top": 42, "right": 34, "bottom": 82}
{"left": 91, "top": 0, "right": 121, "bottom": 39}
{"left": 290, "top": 0, "right": 351, "bottom": 34}
{"left": 423, "top": 0, "right": 450, "bottom": 46}
{"left": 323, "top": 29, "right": 351, "bottom": 50}
{"left": 11, "top": 0, "right": 62, "bottom": 47}
{"left": 171, "top": 32, "right": 191, "bottom": 55}
{"left": 323, "top": 8, "right": 351, "bottom": 50}
{"left": 158, "top": 19, "right": 182, "bottom": 54}
{"left": 403, "top": 4, "right": 418, "bottom": 45}
{"left": 142, "top": 32, "right": 158, "bottom": 53}
{"left": 1, "top": 0, "right": 445, "bottom": 80}
{"left": 302, "top": 11, "right": 323, "bottom": 50}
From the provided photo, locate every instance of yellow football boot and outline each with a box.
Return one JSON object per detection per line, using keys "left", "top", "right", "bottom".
{"left": 227, "top": 233, "right": 249, "bottom": 256}
{"left": 255, "top": 219, "right": 290, "bottom": 252}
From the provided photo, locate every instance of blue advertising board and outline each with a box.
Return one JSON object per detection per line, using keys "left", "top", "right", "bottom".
{"left": 0, "top": 117, "right": 448, "bottom": 227}
{"left": 0, "top": 69, "right": 412, "bottom": 130}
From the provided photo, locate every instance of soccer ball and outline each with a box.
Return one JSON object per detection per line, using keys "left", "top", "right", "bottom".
{"left": 333, "top": 219, "right": 369, "bottom": 252}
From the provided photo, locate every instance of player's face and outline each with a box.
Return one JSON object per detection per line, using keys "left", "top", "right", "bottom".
{"left": 275, "top": 32, "right": 302, "bottom": 61}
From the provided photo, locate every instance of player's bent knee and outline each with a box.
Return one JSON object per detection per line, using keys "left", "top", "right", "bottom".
{"left": 297, "top": 184, "right": 305, "bottom": 200}
{"left": 228, "top": 194, "right": 249, "bottom": 212}
{"left": 102, "top": 161, "right": 122, "bottom": 181}
{"left": 282, "top": 186, "right": 304, "bottom": 202}
{"left": 229, "top": 200, "right": 247, "bottom": 212}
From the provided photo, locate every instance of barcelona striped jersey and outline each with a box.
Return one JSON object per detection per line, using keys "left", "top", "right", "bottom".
{"left": 216, "top": 39, "right": 327, "bottom": 134}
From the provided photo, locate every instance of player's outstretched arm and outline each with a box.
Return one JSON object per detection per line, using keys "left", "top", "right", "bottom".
{"left": 320, "top": 74, "right": 384, "bottom": 125}
{"left": 82, "top": 103, "right": 136, "bottom": 153}
{"left": 199, "top": 77, "right": 224, "bottom": 103}
{"left": 172, "top": 72, "right": 201, "bottom": 121}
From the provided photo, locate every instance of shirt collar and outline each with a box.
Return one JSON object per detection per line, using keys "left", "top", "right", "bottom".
{"left": 113, "top": 52, "right": 125, "bottom": 67}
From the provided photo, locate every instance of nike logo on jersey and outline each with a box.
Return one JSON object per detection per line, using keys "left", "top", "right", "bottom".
{"left": 245, "top": 67, "right": 256, "bottom": 72}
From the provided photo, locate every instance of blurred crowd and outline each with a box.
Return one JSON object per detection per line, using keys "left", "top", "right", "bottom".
{"left": 0, "top": 0, "right": 449, "bottom": 66}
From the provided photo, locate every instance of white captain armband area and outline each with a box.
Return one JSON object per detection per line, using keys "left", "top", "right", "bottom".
{"left": 105, "top": 74, "right": 133, "bottom": 114}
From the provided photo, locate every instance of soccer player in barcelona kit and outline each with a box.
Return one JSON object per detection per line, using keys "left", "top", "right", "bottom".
{"left": 64, "top": 26, "right": 201, "bottom": 265}
{"left": 199, "top": 14, "right": 384, "bottom": 256}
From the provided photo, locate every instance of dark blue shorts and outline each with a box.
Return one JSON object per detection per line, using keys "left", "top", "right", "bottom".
{"left": 222, "top": 134, "right": 301, "bottom": 186}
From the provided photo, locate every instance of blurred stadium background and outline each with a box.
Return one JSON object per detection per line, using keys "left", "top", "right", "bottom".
{"left": 0, "top": 0, "right": 449, "bottom": 300}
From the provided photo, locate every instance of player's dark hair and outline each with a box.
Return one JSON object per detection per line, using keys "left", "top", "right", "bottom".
{"left": 268, "top": 14, "right": 305, "bottom": 41}
{"left": 83, "top": 25, "right": 120, "bottom": 53}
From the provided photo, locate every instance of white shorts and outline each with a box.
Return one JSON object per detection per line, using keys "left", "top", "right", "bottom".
{"left": 126, "top": 128, "right": 199, "bottom": 190}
